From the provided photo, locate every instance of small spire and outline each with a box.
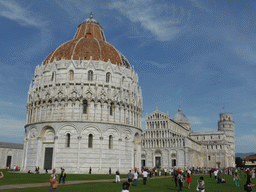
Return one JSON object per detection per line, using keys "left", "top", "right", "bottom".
{"left": 178, "top": 107, "right": 182, "bottom": 112}
{"left": 90, "top": 12, "right": 93, "bottom": 18}
{"left": 156, "top": 106, "right": 158, "bottom": 111}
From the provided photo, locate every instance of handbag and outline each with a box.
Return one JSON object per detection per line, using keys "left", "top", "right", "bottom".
{"left": 198, "top": 185, "right": 205, "bottom": 189}
{"left": 52, "top": 183, "right": 57, "bottom": 189}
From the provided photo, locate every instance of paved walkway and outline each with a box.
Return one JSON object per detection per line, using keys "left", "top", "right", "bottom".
{"left": 0, "top": 176, "right": 172, "bottom": 190}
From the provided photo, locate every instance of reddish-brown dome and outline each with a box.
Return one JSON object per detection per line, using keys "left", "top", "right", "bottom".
{"left": 43, "top": 16, "right": 130, "bottom": 68}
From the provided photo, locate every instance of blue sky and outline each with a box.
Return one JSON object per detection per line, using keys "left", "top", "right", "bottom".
{"left": 0, "top": 0, "right": 256, "bottom": 153}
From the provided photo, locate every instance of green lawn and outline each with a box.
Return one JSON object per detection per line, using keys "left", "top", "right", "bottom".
{"left": 0, "top": 169, "right": 126, "bottom": 185}
{"left": 1, "top": 169, "right": 253, "bottom": 192}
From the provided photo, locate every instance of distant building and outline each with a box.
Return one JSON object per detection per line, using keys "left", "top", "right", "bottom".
{"left": 243, "top": 155, "right": 256, "bottom": 166}
{"left": 141, "top": 107, "right": 235, "bottom": 168}
{"left": 0, "top": 142, "right": 23, "bottom": 169}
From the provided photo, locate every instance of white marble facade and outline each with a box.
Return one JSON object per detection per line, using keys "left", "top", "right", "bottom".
{"left": 22, "top": 16, "right": 143, "bottom": 174}
{"left": 141, "top": 108, "right": 235, "bottom": 169}
{"left": 0, "top": 142, "right": 23, "bottom": 169}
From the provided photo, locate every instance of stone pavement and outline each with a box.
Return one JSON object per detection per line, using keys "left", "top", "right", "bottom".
{"left": 0, "top": 176, "right": 172, "bottom": 190}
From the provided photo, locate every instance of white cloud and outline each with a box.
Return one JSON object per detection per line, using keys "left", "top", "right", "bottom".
{"left": 0, "top": 0, "right": 53, "bottom": 57}
{"left": 109, "top": 0, "right": 189, "bottom": 42}
{"left": 0, "top": 0, "right": 41, "bottom": 27}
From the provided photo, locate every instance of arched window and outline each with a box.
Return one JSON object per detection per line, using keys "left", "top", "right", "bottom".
{"left": 67, "top": 133, "right": 70, "bottom": 148}
{"left": 88, "top": 134, "right": 93, "bottom": 148}
{"left": 106, "top": 72, "right": 111, "bottom": 83}
{"left": 51, "top": 72, "right": 55, "bottom": 81}
{"left": 110, "top": 102, "right": 114, "bottom": 116}
{"left": 122, "top": 76, "right": 125, "bottom": 84}
{"left": 83, "top": 100, "right": 87, "bottom": 114}
{"left": 88, "top": 70, "right": 93, "bottom": 81}
{"left": 69, "top": 70, "right": 74, "bottom": 81}
{"left": 109, "top": 135, "right": 113, "bottom": 149}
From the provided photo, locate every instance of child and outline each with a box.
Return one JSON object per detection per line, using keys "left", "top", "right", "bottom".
{"left": 187, "top": 173, "right": 191, "bottom": 189}
{"left": 196, "top": 177, "right": 205, "bottom": 192}
{"left": 234, "top": 173, "right": 240, "bottom": 187}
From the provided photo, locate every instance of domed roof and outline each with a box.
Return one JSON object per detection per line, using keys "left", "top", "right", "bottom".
{"left": 43, "top": 14, "right": 130, "bottom": 68}
{"left": 173, "top": 107, "right": 189, "bottom": 123}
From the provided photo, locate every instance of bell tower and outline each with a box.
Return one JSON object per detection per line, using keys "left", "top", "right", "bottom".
{"left": 218, "top": 113, "right": 235, "bottom": 166}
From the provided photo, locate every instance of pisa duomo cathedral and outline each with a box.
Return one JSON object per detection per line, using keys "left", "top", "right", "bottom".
{"left": 0, "top": 15, "right": 235, "bottom": 173}
{"left": 141, "top": 107, "right": 235, "bottom": 169}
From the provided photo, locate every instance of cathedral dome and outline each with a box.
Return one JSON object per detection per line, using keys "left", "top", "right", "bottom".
{"left": 43, "top": 15, "right": 130, "bottom": 68}
{"left": 173, "top": 108, "right": 191, "bottom": 131}
{"left": 173, "top": 108, "right": 189, "bottom": 123}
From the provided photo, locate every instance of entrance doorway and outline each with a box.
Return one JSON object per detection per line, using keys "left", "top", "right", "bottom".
{"left": 172, "top": 159, "right": 176, "bottom": 167}
{"left": 155, "top": 157, "right": 161, "bottom": 168}
{"left": 44, "top": 148, "right": 53, "bottom": 170}
{"left": 217, "top": 162, "right": 220, "bottom": 168}
{"left": 6, "top": 156, "right": 12, "bottom": 168}
{"left": 141, "top": 160, "right": 145, "bottom": 167}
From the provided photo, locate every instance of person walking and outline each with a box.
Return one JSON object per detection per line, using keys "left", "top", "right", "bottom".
{"left": 49, "top": 174, "right": 58, "bottom": 192}
{"left": 217, "top": 170, "right": 221, "bottom": 183}
{"left": 234, "top": 172, "right": 240, "bottom": 187}
{"left": 187, "top": 173, "right": 191, "bottom": 189}
{"left": 109, "top": 168, "right": 111, "bottom": 176}
{"left": 62, "top": 169, "right": 66, "bottom": 184}
{"left": 214, "top": 170, "right": 217, "bottom": 180}
{"left": 116, "top": 170, "right": 121, "bottom": 183}
{"left": 127, "top": 170, "right": 133, "bottom": 186}
{"left": 177, "top": 172, "right": 183, "bottom": 191}
{"left": 142, "top": 169, "right": 148, "bottom": 185}
{"left": 133, "top": 170, "right": 138, "bottom": 186}
{"left": 173, "top": 170, "right": 178, "bottom": 188}
{"left": 89, "top": 166, "right": 92, "bottom": 174}
{"left": 58, "top": 168, "right": 63, "bottom": 184}
{"left": 246, "top": 175, "right": 255, "bottom": 192}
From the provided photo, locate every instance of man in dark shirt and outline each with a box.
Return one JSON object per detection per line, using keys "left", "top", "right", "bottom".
{"left": 173, "top": 170, "right": 178, "bottom": 188}
{"left": 246, "top": 175, "right": 255, "bottom": 192}
{"left": 127, "top": 170, "right": 133, "bottom": 185}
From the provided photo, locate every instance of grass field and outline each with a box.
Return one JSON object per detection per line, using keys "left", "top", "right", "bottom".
{"left": 1, "top": 169, "right": 253, "bottom": 192}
